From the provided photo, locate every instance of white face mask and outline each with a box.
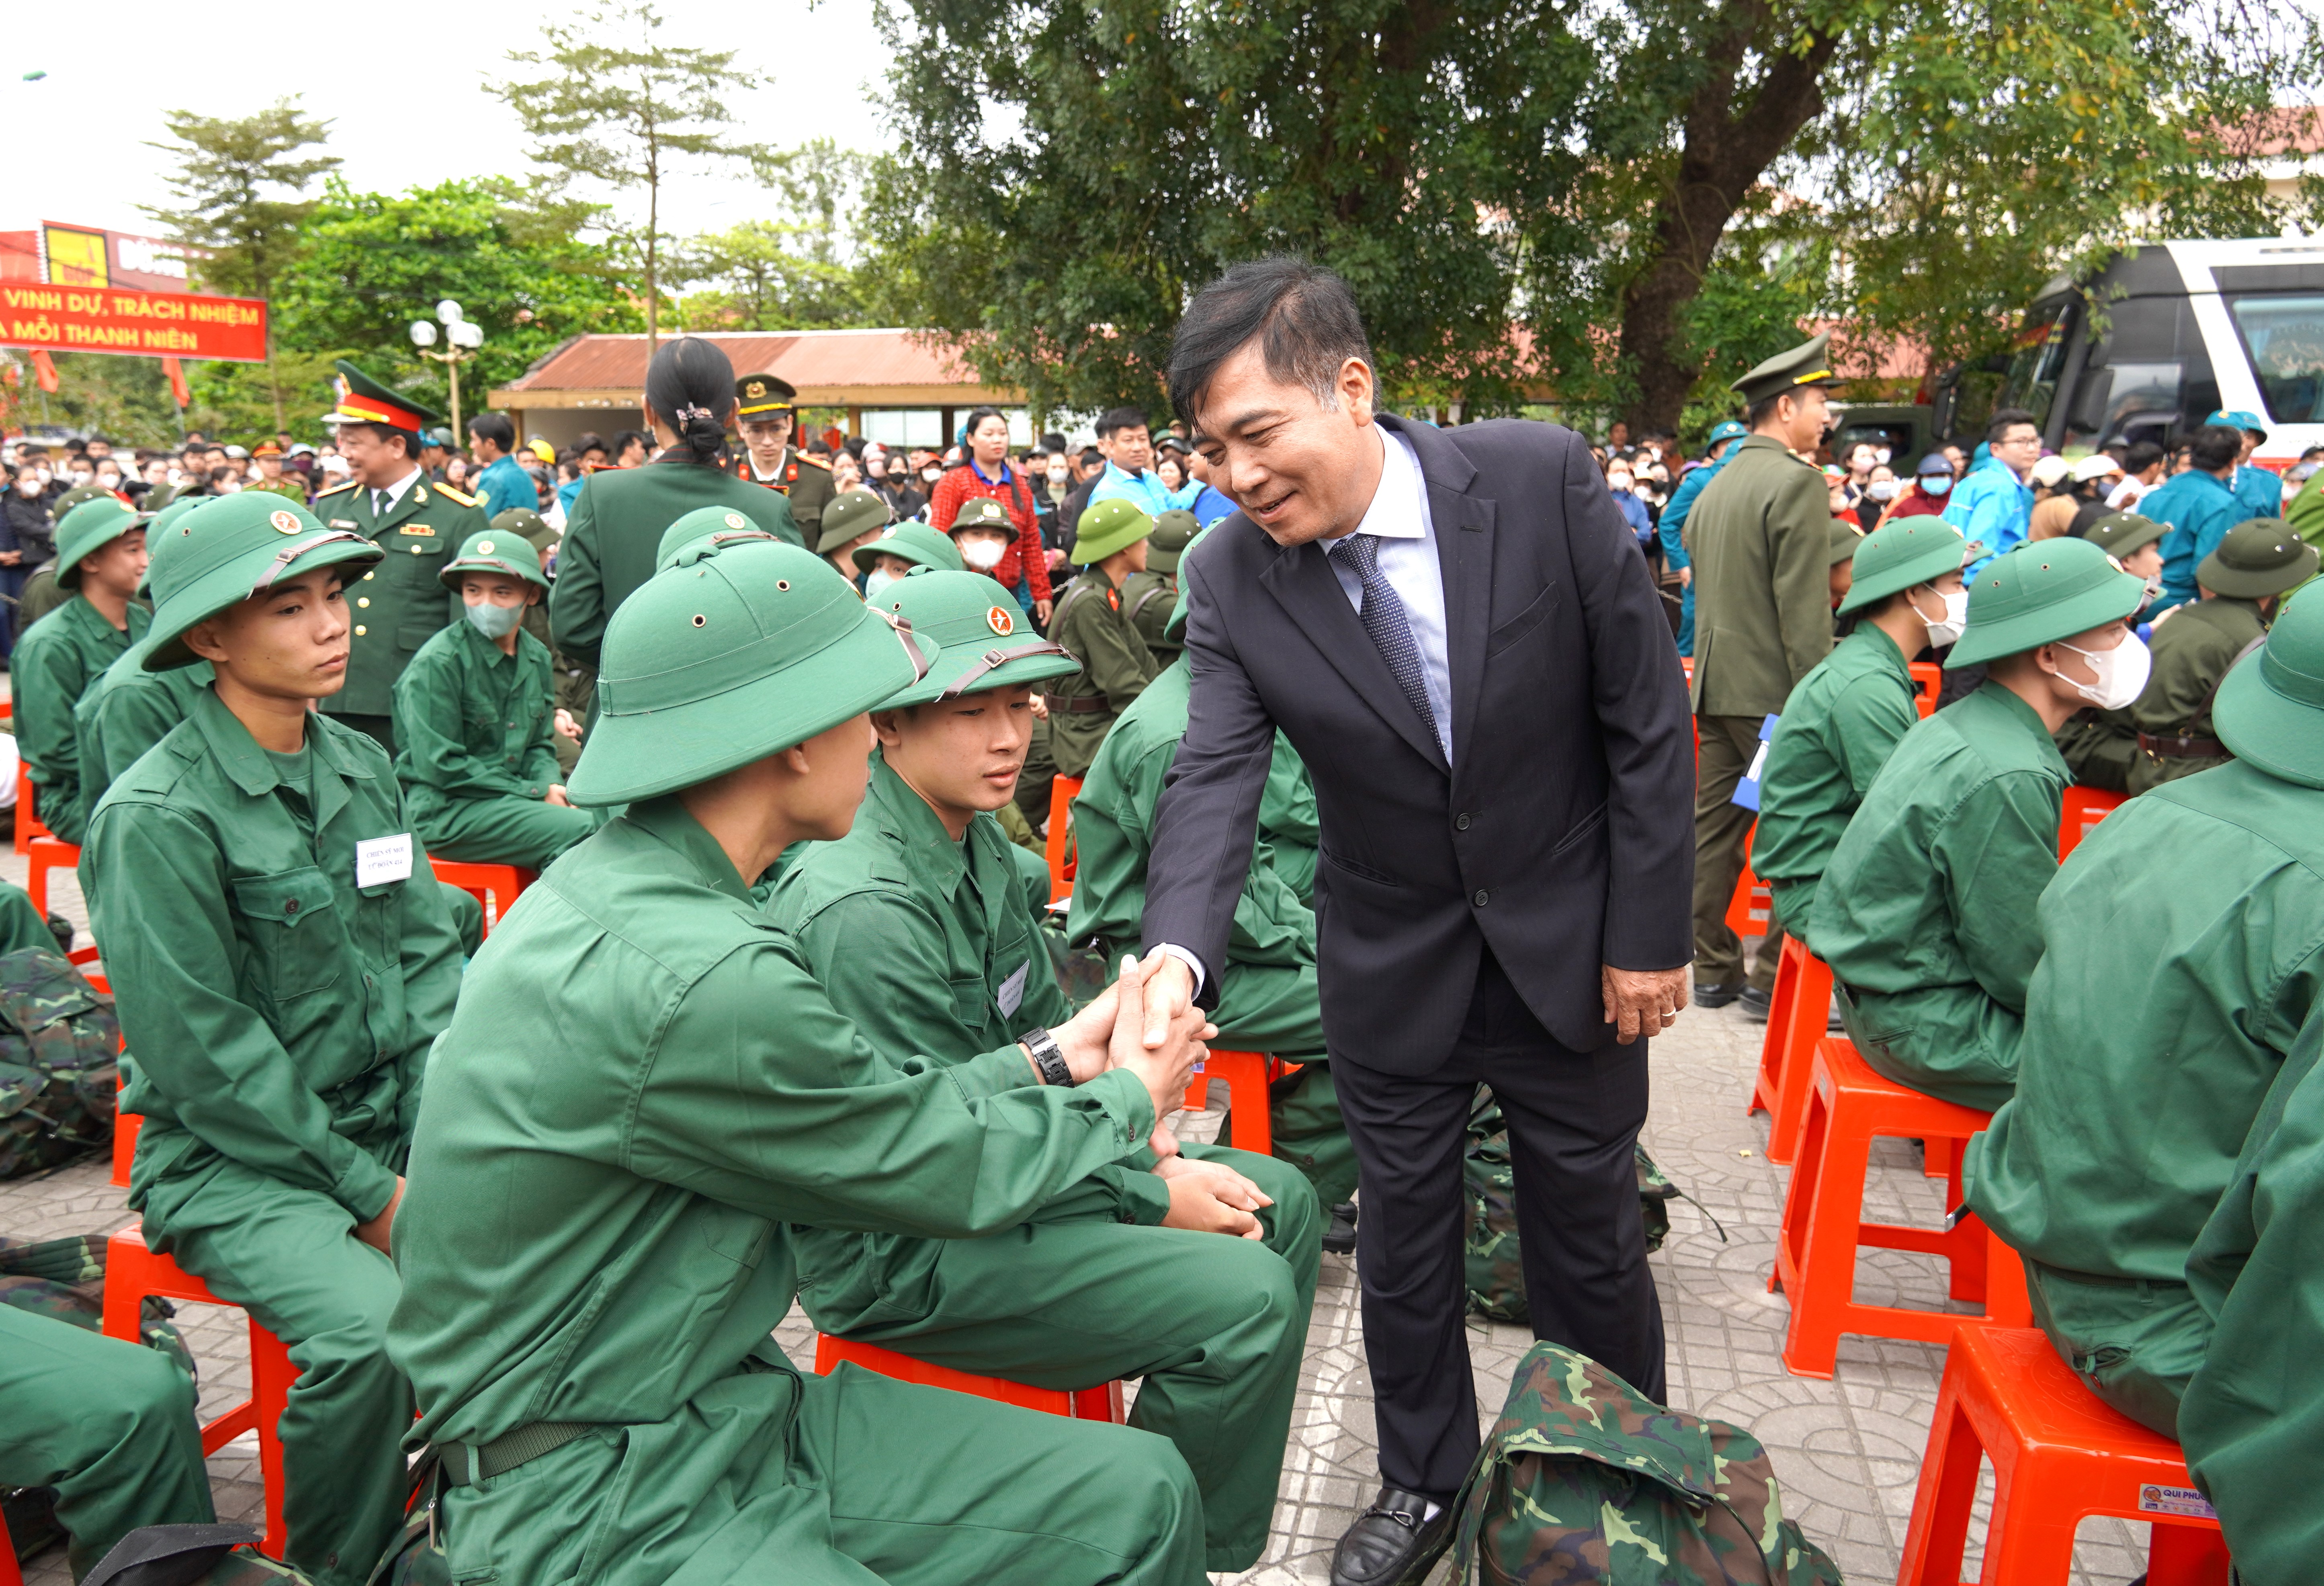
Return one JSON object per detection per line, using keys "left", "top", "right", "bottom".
{"left": 2053, "top": 633, "right": 2151, "bottom": 711}
{"left": 67, "top": 469, "right": 92, "bottom": 486}
{"left": 1047, "top": 463, "right": 1070, "bottom": 484}
{"left": 863, "top": 568, "right": 899, "bottom": 599}
{"left": 1912, "top": 584, "right": 1970, "bottom": 648}
{"left": 13, "top": 476, "right": 39, "bottom": 496}
{"left": 1875, "top": 448, "right": 1892, "bottom": 466}
{"left": 960, "top": 536, "right": 1006, "bottom": 570}
{"left": 921, "top": 468, "right": 942, "bottom": 485}
{"left": 1867, "top": 479, "right": 1898, "bottom": 501}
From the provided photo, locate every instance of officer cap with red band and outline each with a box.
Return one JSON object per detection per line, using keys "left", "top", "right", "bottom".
{"left": 328, "top": 359, "right": 444, "bottom": 436}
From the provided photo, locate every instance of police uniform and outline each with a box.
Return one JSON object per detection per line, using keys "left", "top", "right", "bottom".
{"left": 1124, "top": 508, "right": 1197, "bottom": 662}
{"left": 85, "top": 495, "right": 466, "bottom": 1586}
{"left": 314, "top": 363, "right": 486, "bottom": 756}
{"left": 391, "top": 530, "right": 600, "bottom": 870}
{"left": 730, "top": 373, "right": 833, "bottom": 540}
{"left": 1815, "top": 539, "right": 2145, "bottom": 1111}
{"left": 14, "top": 498, "right": 152, "bottom": 844}
{"left": 387, "top": 538, "right": 1210, "bottom": 1586}
{"left": 1685, "top": 335, "right": 1840, "bottom": 1002}
{"left": 2050, "top": 512, "right": 2171, "bottom": 790}
{"left": 768, "top": 572, "right": 1317, "bottom": 1572}
{"left": 246, "top": 441, "right": 307, "bottom": 503}
{"left": 1044, "top": 498, "right": 1162, "bottom": 780}
{"left": 1754, "top": 520, "right": 1967, "bottom": 943}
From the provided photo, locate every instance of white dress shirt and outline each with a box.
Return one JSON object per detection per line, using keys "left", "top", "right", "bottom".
{"left": 369, "top": 466, "right": 424, "bottom": 518}
{"left": 1324, "top": 424, "right": 1453, "bottom": 763}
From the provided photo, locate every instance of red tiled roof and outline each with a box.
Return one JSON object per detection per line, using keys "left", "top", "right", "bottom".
{"left": 495, "top": 328, "right": 997, "bottom": 396}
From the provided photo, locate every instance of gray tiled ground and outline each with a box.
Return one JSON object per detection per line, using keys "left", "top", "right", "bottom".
{"left": 2, "top": 844, "right": 2159, "bottom": 1585}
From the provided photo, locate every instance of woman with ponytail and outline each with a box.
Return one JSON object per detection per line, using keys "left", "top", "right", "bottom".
{"left": 549, "top": 337, "right": 804, "bottom": 676}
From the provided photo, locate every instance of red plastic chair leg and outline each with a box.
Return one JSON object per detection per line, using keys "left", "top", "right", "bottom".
{"left": 814, "top": 1332, "right": 1125, "bottom": 1422}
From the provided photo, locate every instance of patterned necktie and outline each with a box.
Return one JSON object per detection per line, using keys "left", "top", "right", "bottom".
{"left": 373, "top": 489, "right": 390, "bottom": 518}
{"left": 1327, "top": 532, "right": 1440, "bottom": 748}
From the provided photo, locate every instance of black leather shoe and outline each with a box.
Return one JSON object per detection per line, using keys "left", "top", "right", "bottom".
{"left": 1740, "top": 985, "right": 1773, "bottom": 1022}
{"left": 1694, "top": 981, "right": 1745, "bottom": 1010}
{"left": 1321, "top": 1201, "right": 1358, "bottom": 1255}
{"left": 1331, "top": 1487, "right": 1452, "bottom": 1586}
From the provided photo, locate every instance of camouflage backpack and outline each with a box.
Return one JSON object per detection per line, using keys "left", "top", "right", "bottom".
{"left": 1450, "top": 1342, "right": 1845, "bottom": 1585}
{"left": 0, "top": 946, "right": 122, "bottom": 1179}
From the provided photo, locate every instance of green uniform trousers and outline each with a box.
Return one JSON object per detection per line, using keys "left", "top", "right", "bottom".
{"left": 797, "top": 1143, "right": 1316, "bottom": 1573}
{"left": 2025, "top": 1260, "right": 2203, "bottom": 1440}
{"left": 0, "top": 878, "right": 54, "bottom": 956}
{"left": 142, "top": 1157, "right": 413, "bottom": 1586}
{"left": 420, "top": 794, "right": 601, "bottom": 873}
{"left": 1693, "top": 714, "right": 1777, "bottom": 994}
{"left": 442, "top": 882, "right": 485, "bottom": 958}
{"left": 1016, "top": 713, "right": 1058, "bottom": 831}
{"left": 1207, "top": 959, "right": 1361, "bottom": 1209}
{"left": 1837, "top": 981, "right": 2019, "bottom": 1114}
{"left": 0, "top": 1305, "right": 213, "bottom": 1576}
{"left": 439, "top": 1356, "right": 1208, "bottom": 1586}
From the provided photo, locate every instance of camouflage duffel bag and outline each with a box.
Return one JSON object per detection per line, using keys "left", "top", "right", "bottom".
{"left": 0, "top": 946, "right": 123, "bottom": 1180}
{"left": 1450, "top": 1342, "right": 1844, "bottom": 1584}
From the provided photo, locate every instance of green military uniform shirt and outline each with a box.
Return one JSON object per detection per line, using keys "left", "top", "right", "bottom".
{"left": 1259, "top": 736, "right": 1319, "bottom": 903}
{"left": 549, "top": 460, "right": 802, "bottom": 669}
{"left": 245, "top": 477, "right": 308, "bottom": 503}
{"left": 2053, "top": 705, "right": 2136, "bottom": 792}
{"left": 2127, "top": 597, "right": 2268, "bottom": 791}
{"left": 1812, "top": 682, "right": 2069, "bottom": 1110}
{"left": 1121, "top": 568, "right": 1180, "bottom": 662}
{"left": 12, "top": 564, "right": 65, "bottom": 641}
{"left": 310, "top": 475, "right": 484, "bottom": 720}
{"left": 14, "top": 595, "right": 151, "bottom": 845}
{"left": 1751, "top": 624, "right": 1920, "bottom": 942}
{"left": 1684, "top": 435, "right": 1837, "bottom": 718}
{"left": 72, "top": 648, "right": 214, "bottom": 836}
{"left": 1044, "top": 570, "right": 1160, "bottom": 779}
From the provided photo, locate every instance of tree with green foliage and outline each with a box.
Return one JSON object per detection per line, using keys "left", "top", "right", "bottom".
{"left": 141, "top": 98, "right": 340, "bottom": 431}
{"left": 496, "top": 2, "right": 773, "bottom": 346}
{"left": 672, "top": 141, "right": 872, "bottom": 331}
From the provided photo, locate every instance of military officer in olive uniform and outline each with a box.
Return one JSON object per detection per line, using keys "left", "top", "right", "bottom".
{"left": 1125, "top": 507, "right": 1197, "bottom": 662}
{"left": 387, "top": 536, "right": 1217, "bottom": 1586}
{"left": 769, "top": 570, "right": 1317, "bottom": 1574}
{"left": 14, "top": 497, "right": 152, "bottom": 844}
{"left": 731, "top": 373, "right": 834, "bottom": 543}
{"left": 1970, "top": 592, "right": 2324, "bottom": 1440}
{"left": 313, "top": 361, "right": 485, "bottom": 756}
{"left": 1685, "top": 332, "right": 1841, "bottom": 1012}
{"left": 1045, "top": 498, "right": 1163, "bottom": 779}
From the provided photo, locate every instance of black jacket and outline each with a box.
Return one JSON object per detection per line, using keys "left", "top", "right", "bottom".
{"left": 1141, "top": 414, "right": 1694, "bottom": 1069}
{"left": 2, "top": 492, "right": 54, "bottom": 559}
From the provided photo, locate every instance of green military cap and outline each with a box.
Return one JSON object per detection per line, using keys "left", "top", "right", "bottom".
{"left": 871, "top": 571, "right": 1077, "bottom": 708}
{"left": 1836, "top": 518, "right": 1969, "bottom": 615}
{"left": 326, "top": 359, "right": 441, "bottom": 435}
{"left": 137, "top": 496, "right": 210, "bottom": 598}
{"left": 817, "top": 488, "right": 893, "bottom": 555}
{"left": 49, "top": 482, "right": 120, "bottom": 517}
{"left": 655, "top": 506, "right": 778, "bottom": 572}
{"left": 852, "top": 520, "right": 965, "bottom": 575}
{"left": 2198, "top": 519, "right": 2319, "bottom": 600}
{"left": 143, "top": 494, "right": 385, "bottom": 671}
{"left": 566, "top": 540, "right": 937, "bottom": 807}
{"left": 1729, "top": 331, "right": 1836, "bottom": 407}
{"left": 1945, "top": 536, "right": 2146, "bottom": 668}
{"left": 440, "top": 528, "right": 548, "bottom": 592}
{"left": 2213, "top": 573, "right": 2324, "bottom": 787}
{"left": 1827, "top": 518, "right": 1863, "bottom": 565}
{"left": 2075, "top": 511, "right": 2168, "bottom": 559}
{"left": 53, "top": 497, "right": 150, "bottom": 589}
{"left": 1071, "top": 498, "right": 1154, "bottom": 564}
{"left": 491, "top": 507, "right": 559, "bottom": 554}
{"left": 1163, "top": 525, "right": 1218, "bottom": 644}
{"left": 949, "top": 497, "right": 1014, "bottom": 535}
{"left": 1148, "top": 508, "right": 1199, "bottom": 576}
{"left": 735, "top": 372, "right": 797, "bottom": 420}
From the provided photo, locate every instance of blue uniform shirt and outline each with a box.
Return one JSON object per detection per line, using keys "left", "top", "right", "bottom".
{"left": 2232, "top": 463, "right": 2284, "bottom": 525}
{"left": 2144, "top": 469, "right": 2244, "bottom": 614}
{"left": 475, "top": 454, "right": 536, "bottom": 519}
{"left": 1087, "top": 461, "right": 1173, "bottom": 517}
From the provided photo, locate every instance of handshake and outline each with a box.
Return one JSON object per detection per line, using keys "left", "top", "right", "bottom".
{"left": 1040, "top": 950, "right": 1216, "bottom": 1121}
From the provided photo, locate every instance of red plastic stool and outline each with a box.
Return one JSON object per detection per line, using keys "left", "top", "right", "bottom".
{"left": 1910, "top": 662, "right": 1942, "bottom": 720}
{"left": 1723, "top": 825, "right": 1771, "bottom": 941}
{"left": 0, "top": 1506, "right": 18, "bottom": 1586}
{"left": 2058, "top": 785, "right": 2126, "bottom": 861}
{"left": 1749, "top": 936, "right": 1835, "bottom": 1166}
{"left": 14, "top": 760, "right": 47, "bottom": 856}
{"left": 1180, "top": 1048, "right": 1302, "bottom": 1156}
{"left": 1043, "top": 775, "right": 1083, "bottom": 904}
{"left": 1773, "top": 1038, "right": 2030, "bottom": 1377}
{"left": 1900, "top": 1324, "right": 2230, "bottom": 1585}
{"left": 27, "top": 835, "right": 80, "bottom": 916}
{"left": 814, "top": 1332, "right": 1124, "bottom": 1422}
{"left": 102, "top": 1220, "right": 293, "bottom": 1559}
{"left": 426, "top": 858, "right": 536, "bottom": 936}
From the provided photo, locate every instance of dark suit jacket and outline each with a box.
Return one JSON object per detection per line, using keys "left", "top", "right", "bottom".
{"left": 1141, "top": 415, "right": 1694, "bottom": 1071}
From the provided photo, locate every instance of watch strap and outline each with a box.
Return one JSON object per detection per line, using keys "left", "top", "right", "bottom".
{"left": 1022, "top": 1026, "right": 1072, "bottom": 1087}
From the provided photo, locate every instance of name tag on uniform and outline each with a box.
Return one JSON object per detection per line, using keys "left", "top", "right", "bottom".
{"left": 355, "top": 833, "right": 414, "bottom": 887}
{"left": 329, "top": 519, "right": 358, "bottom": 530}
{"left": 996, "top": 959, "right": 1030, "bottom": 1018}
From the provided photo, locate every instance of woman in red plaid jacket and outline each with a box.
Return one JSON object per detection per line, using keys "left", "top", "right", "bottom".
{"left": 927, "top": 407, "right": 1055, "bottom": 624}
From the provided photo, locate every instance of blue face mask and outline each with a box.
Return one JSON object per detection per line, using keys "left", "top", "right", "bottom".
{"left": 864, "top": 568, "right": 899, "bottom": 600}
{"left": 1921, "top": 474, "right": 1952, "bottom": 496}
{"left": 465, "top": 600, "right": 524, "bottom": 640}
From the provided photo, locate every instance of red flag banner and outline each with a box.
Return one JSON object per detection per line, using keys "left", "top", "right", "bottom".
{"left": 29, "top": 350, "right": 57, "bottom": 392}
{"left": 0, "top": 282, "right": 266, "bottom": 363}
{"left": 160, "top": 355, "right": 190, "bottom": 407}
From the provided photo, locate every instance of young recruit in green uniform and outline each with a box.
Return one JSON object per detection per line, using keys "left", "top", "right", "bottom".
{"left": 13, "top": 496, "right": 152, "bottom": 844}
{"left": 2051, "top": 511, "right": 2171, "bottom": 791}
{"left": 1044, "top": 497, "right": 1164, "bottom": 779}
{"left": 491, "top": 508, "right": 589, "bottom": 777}
{"left": 388, "top": 537, "right": 1220, "bottom": 1586}
{"left": 1968, "top": 592, "right": 2324, "bottom": 1440}
{"left": 72, "top": 499, "right": 212, "bottom": 834}
{"left": 768, "top": 570, "right": 1319, "bottom": 1573}
{"left": 392, "top": 529, "right": 600, "bottom": 870}
{"left": 85, "top": 494, "right": 466, "bottom": 1586}
{"left": 1753, "top": 519, "right": 1969, "bottom": 945}
{"left": 1813, "top": 537, "right": 2146, "bottom": 1110}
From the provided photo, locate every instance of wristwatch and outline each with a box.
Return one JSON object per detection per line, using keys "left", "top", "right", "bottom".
{"left": 1022, "top": 1026, "right": 1073, "bottom": 1088}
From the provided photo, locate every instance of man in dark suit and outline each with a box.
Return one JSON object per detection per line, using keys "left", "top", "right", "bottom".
{"left": 1136, "top": 257, "right": 1695, "bottom": 1586}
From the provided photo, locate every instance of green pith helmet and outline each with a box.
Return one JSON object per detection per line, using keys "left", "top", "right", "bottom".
{"left": 1163, "top": 525, "right": 1218, "bottom": 644}
{"left": 852, "top": 520, "right": 965, "bottom": 576}
{"left": 1071, "top": 498, "right": 1154, "bottom": 564}
{"left": 1945, "top": 537, "right": 2147, "bottom": 669}
{"left": 949, "top": 497, "right": 1013, "bottom": 536}
{"left": 2077, "top": 512, "right": 2168, "bottom": 559}
{"left": 870, "top": 571, "right": 1078, "bottom": 709}
{"left": 1730, "top": 331, "right": 1836, "bottom": 406}
{"left": 1836, "top": 518, "right": 1969, "bottom": 615}
{"left": 142, "top": 494, "right": 384, "bottom": 671}
{"left": 817, "top": 489, "right": 893, "bottom": 555}
{"left": 1707, "top": 419, "right": 1749, "bottom": 447}
{"left": 491, "top": 507, "right": 558, "bottom": 554}
{"left": 49, "top": 482, "right": 120, "bottom": 518}
{"left": 137, "top": 497, "right": 210, "bottom": 598}
{"left": 1827, "top": 518, "right": 1863, "bottom": 565}
{"left": 655, "top": 507, "right": 778, "bottom": 573}
{"left": 2198, "top": 519, "right": 2319, "bottom": 600}
{"left": 2215, "top": 578, "right": 2324, "bottom": 787}
{"left": 1148, "top": 508, "right": 1199, "bottom": 576}
{"left": 566, "top": 540, "right": 939, "bottom": 807}
{"left": 440, "top": 529, "right": 549, "bottom": 592}
{"left": 53, "top": 498, "right": 150, "bottom": 590}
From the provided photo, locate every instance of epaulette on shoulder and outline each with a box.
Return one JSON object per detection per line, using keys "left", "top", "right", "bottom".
{"left": 315, "top": 479, "right": 360, "bottom": 498}
{"left": 799, "top": 453, "right": 832, "bottom": 472}
{"left": 432, "top": 482, "right": 477, "bottom": 506}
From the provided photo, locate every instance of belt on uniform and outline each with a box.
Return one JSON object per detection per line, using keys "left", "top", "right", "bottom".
{"left": 1043, "top": 693, "right": 1110, "bottom": 714}
{"left": 2030, "top": 1258, "right": 2178, "bottom": 1291}
{"left": 436, "top": 1421, "right": 597, "bottom": 1487}
{"left": 2138, "top": 731, "right": 2228, "bottom": 759}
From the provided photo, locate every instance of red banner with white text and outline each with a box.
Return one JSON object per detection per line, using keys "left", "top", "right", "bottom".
{"left": 0, "top": 281, "right": 267, "bottom": 363}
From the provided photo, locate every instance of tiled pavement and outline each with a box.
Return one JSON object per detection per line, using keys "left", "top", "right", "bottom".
{"left": 4, "top": 851, "right": 2154, "bottom": 1584}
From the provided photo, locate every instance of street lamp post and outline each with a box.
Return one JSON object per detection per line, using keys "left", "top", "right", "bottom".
{"left": 409, "top": 299, "right": 486, "bottom": 443}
